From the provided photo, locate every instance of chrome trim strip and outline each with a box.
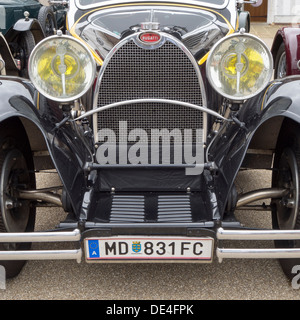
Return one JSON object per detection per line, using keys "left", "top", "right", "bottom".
{"left": 217, "top": 227, "right": 300, "bottom": 241}
{"left": 76, "top": 98, "right": 228, "bottom": 121}
{"left": 217, "top": 248, "right": 300, "bottom": 262}
{"left": 74, "top": 0, "right": 230, "bottom": 11}
{"left": 0, "top": 229, "right": 81, "bottom": 243}
{"left": 0, "top": 249, "right": 82, "bottom": 263}
{"left": 84, "top": 221, "right": 215, "bottom": 228}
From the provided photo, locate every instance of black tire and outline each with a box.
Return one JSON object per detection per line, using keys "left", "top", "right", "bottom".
{"left": 38, "top": 6, "right": 57, "bottom": 37}
{"left": 274, "top": 42, "right": 287, "bottom": 79}
{"left": 272, "top": 121, "right": 300, "bottom": 280}
{"left": 18, "top": 31, "right": 36, "bottom": 78}
{"left": 0, "top": 122, "right": 36, "bottom": 278}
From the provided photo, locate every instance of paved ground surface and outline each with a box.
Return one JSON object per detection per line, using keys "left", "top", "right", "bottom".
{"left": 1, "top": 23, "right": 300, "bottom": 300}
{"left": 2, "top": 170, "right": 300, "bottom": 300}
{"left": 250, "top": 22, "right": 287, "bottom": 49}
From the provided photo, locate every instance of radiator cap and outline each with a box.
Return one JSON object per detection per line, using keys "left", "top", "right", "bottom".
{"left": 140, "top": 22, "right": 160, "bottom": 31}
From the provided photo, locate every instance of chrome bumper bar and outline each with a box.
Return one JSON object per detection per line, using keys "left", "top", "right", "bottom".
{"left": 217, "top": 227, "right": 300, "bottom": 241}
{"left": 0, "top": 249, "right": 82, "bottom": 263}
{"left": 0, "top": 229, "right": 81, "bottom": 243}
{"left": 217, "top": 248, "right": 300, "bottom": 261}
{"left": 0, "top": 229, "right": 82, "bottom": 263}
{"left": 216, "top": 227, "right": 300, "bottom": 262}
{"left": 1, "top": 227, "right": 300, "bottom": 263}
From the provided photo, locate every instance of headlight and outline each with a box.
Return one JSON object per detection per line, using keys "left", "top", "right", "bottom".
{"left": 29, "top": 35, "right": 96, "bottom": 103}
{"left": 206, "top": 33, "right": 273, "bottom": 101}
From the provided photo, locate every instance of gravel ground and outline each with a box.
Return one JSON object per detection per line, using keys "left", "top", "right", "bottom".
{"left": 0, "top": 169, "right": 300, "bottom": 300}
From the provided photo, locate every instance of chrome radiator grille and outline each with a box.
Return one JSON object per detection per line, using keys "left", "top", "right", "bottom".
{"left": 95, "top": 39, "right": 204, "bottom": 142}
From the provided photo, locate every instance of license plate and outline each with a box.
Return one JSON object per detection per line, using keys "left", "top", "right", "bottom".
{"left": 85, "top": 236, "right": 214, "bottom": 262}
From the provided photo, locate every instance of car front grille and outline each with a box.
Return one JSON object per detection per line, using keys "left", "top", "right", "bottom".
{"left": 95, "top": 38, "right": 204, "bottom": 143}
{"left": 109, "top": 194, "right": 192, "bottom": 223}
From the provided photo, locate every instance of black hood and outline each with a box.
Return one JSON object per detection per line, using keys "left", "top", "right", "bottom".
{"left": 72, "top": 6, "right": 230, "bottom": 61}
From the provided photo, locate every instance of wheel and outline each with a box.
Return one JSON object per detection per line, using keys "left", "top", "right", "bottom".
{"left": 38, "top": 6, "right": 57, "bottom": 37}
{"left": 272, "top": 121, "right": 300, "bottom": 280}
{"left": 274, "top": 42, "right": 287, "bottom": 79}
{"left": 17, "top": 31, "right": 36, "bottom": 78}
{"left": 0, "top": 123, "right": 36, "bottom": 278}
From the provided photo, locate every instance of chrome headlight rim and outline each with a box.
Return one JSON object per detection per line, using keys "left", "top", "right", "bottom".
{"left": 206, "top": 32, "right": 273, "bottom": 102}
{"left": 28, "top": 34, "right": 96, "bottom": 103}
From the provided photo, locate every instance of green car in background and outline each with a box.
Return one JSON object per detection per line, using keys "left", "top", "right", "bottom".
{"left": 0, "top": 0, "right": 66, "bottom": 77}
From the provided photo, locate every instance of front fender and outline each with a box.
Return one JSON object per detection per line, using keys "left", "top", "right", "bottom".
{"left": 208, "top": 76, "right": 300, "bottom": 216}
{"left": 271, "top": 27, "right": 300, "bottom": 76}
{"left": 0, "top": 76, "right": 86, "bottom": 217}
{"left": 13, "top": 18, "right": 45, "bottom": 44}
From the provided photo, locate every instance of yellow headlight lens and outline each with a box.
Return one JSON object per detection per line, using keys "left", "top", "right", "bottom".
{"left": 206, "top": 33, "right": 273, "bottom": 101}
{"left": 51, "top": 54, "right": 79, "bottom": 78}
{"left": 29, "top": 35, "right": 95, "bottom": 102}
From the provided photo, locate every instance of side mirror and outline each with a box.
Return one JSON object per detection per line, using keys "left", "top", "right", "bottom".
{"left": 237, "top": 0, "right": 263, "bottom": 7}
{"left": 251, "top": 0, "right": 263, "bottom": 7}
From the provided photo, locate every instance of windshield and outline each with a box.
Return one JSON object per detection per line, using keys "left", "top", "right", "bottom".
{"left": 89, "top": 7, "right": 217, "bottom": 38}
{"left": 78, "top": 0, "right": 227, "bottom": 8}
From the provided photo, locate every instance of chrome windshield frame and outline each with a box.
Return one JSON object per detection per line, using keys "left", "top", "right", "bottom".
{"left": 74, "top": 0, "right": 230, "bottom": 11}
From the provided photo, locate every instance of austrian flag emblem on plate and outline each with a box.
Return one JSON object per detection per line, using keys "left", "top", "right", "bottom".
{"left": 132, "top": 241, "right": 142, "bottom": 253}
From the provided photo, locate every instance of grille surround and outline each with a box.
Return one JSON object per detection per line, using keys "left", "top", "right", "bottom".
{"left": 93, "top": 33, "right": 207, "bottom": 144}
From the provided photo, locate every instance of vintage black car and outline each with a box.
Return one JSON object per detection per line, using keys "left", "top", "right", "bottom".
{"left": 1, "top": 0, "right": 300, "bottom": 282}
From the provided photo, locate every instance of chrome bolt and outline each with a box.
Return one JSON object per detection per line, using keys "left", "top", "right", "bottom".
{"left": 5, "top": 199, "right": 14, "bottom": 209}
{"left": 285, "top": 199, "right": 295, "bottom": 209}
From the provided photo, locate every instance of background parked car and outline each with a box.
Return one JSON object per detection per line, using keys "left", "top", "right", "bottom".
{"left": 271, "top": 26, "right": 300, "bottom": 78}
{"left": 0, "top": 0, "right": 66, "bottom": 77}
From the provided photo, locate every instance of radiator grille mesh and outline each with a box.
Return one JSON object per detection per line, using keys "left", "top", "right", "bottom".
{"left": 96, "top": 39, "right": 204, "bottom": 142}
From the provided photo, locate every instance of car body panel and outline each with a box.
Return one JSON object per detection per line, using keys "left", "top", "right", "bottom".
{"left": 0, "top": 76, "right": 87, "bottom": 216}
{"left": 209, "top": 76, "right": 300, "bottom": 215}
{"left": 271, "top": 27, "right": 300, "bottom": 76}
{"left": 67, "top": 0, "right": 237, "bottom": 66}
